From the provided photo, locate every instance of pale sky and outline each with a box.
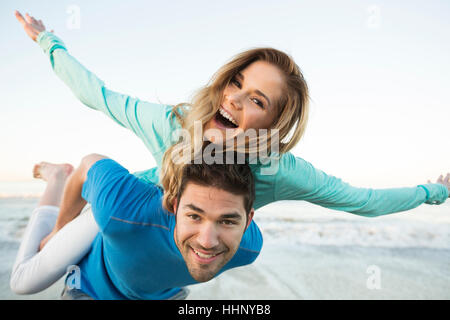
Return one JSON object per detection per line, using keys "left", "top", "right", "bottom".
{"left": 0, "top": 0, "right": 449, "bottom": 189}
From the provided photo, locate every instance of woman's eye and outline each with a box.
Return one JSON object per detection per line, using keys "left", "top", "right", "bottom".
{"left": 230, "top": 77, "right": 264, "bottom": 109}
{"left": 252, "top": 98, "right": 264, "bottom": 109}
{"left": 231, "top": 78, "right": 241, "bottom": 88}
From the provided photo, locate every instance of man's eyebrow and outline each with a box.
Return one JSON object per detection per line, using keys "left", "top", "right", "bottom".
{"left": 184, "top": 204, "right": 204, "bottom": 213}
{"left": 184, "top": 205, "right": 243, "bottom": 220}
{"left": 236, "top": 72, "right": 271, "bottom": 107}
{"left": 220, "top": 213, "right": 242, "bottom": 220}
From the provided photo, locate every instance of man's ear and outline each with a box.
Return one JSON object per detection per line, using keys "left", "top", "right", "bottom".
{"left": 172, "top": 197, "right": 178, "bottom": 214}
{"left": 245, "top": 208, "right": 255, "bottom": 230}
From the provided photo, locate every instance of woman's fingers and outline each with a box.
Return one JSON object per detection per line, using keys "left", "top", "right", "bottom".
{"left": 15, "top": 10, "right": 47, "bottom": 41}
{"left": 427, "top": 173, "right": 450, "bottom": 184}
{"left": 14, "top": 10, "right": 27, "bottom": 26}
{"left": 25, "top": 12, "right": 33, "bottom": 24}
{"left": 435, "top": 173, "right": 450, "bottom": 185}
{"left": 30, "top": 16, "right": 40, "bottom": 27}
{"left": 26, "top": 13, "right": 40, "bottom": 27}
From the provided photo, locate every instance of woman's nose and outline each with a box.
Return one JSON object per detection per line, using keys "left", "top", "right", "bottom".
{"left": 227, "top": 94, "right": 243, "bottom": 111}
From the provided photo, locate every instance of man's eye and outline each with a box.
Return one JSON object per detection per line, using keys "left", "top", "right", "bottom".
{"left": 220, "top": 220, "right": 236, "bottom": 225}
{"left": 188, "top": 214, "right": 200, "bottom": 221}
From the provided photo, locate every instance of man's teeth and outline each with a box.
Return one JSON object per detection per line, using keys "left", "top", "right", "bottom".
{"left": 194, "top": 249, "right": 217, "bottom": 259}
{"left": 219, "top": 108, "right": 238, "bottom": 126}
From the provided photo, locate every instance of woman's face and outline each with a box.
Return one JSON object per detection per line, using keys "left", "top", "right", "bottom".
{"left": 204, "top": 60, "right": 284, "bottom": 142}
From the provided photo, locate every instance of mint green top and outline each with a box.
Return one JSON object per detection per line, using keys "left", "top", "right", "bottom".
{"left": 37, "top": 31, "right": 448, "bottom": 216}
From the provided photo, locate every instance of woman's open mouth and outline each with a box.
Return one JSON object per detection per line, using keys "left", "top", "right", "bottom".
{"left": 213, "top": 107, "right": 239, "bottom": 129}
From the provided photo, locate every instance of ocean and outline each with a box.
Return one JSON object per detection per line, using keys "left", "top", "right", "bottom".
{"left": 1, "top": 182, "right": 449, "bottom": 299}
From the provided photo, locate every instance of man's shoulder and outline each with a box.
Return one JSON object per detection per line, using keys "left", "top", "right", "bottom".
{"left": 236, "top": 221, "right": 263, "bottom": 259}
{"left": 84, "top": 159, "right": 173, "bottom": 232}
{"left": 107, "top": 188, "right": 175, "bottom": 233}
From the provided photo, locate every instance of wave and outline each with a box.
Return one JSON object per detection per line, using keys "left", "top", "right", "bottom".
{"left": 0, "top": 193, "right": 41, "bottom": 199}
{"left": 254, "top": 218, "right": 450, "bottom": 249}
{"left": 0, "top": 181, "right": 45, "bottom": 199}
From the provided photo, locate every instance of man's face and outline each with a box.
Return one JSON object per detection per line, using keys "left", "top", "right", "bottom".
{"left": 173, "top": 182, "right": 254, "bottom": 282}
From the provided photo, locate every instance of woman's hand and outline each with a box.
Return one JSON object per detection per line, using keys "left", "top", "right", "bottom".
{"left": 428, "top": 173, "right": 450, "bottom": 198}
{"left": 39, "top": 229, "right": 58, "bottom": 251}
{"left": 14, "top": 10, "right": 52, "bottom": 42}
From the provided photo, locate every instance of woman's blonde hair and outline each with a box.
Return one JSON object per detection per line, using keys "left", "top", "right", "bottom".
{"left": 161, "top": 47, "right": 310, "bottom": 212}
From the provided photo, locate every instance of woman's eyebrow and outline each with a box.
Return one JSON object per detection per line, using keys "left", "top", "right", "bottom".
{"left": 236, "top": 72, "right": 271, "bottom": 107}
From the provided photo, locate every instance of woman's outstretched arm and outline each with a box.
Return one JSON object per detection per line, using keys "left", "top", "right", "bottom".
{"left": 271, "top": 153, "right": 449, "bottom": 217}
{"left": 14, "top": 10, "right": 175, "bottom": 166}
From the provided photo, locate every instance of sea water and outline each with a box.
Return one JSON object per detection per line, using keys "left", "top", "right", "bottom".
{"left": 255, "top": 200, "right": 450, "bottom": 249}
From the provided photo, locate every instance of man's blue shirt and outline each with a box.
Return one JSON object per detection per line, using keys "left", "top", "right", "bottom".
{"left": 76, "top": 159, "right": 263, "bottom": 300}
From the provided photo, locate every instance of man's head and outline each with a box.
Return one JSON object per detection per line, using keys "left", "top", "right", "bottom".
{"left": 171, "top": 162, "right": 255, "bottom": 282}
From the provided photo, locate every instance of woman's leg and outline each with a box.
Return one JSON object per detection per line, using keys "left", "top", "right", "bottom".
{"left": 38, "top": 156, "right": 93, "bottom": 250}
{"left": 10, "top": 162, "right": 99, "bottom": 295}
{"left": 32, "top": 162, "right": 74, "bottom": 207}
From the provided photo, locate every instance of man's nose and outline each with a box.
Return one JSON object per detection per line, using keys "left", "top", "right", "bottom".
{"left": 197, "top": 223, "right": 220, "bottom": 249}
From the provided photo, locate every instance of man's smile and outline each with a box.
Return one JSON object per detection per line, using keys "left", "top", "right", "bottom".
{"left": 190, "top": 246, "right": 225, "bottom": 263}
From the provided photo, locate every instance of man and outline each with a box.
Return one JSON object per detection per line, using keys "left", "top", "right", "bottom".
{"left": 14, "top": 153, "right": 262, "bottom": 300}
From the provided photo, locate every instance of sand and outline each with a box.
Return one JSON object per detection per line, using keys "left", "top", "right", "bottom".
{"left": 186, "top": 244, "right": 450, "bottom": 300}
{"left": 3, "top": 243, "right": 449, "bottom": 300}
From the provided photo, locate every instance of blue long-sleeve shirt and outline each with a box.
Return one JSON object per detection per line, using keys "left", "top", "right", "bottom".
{"left": 36, "top": 31, "right": 448, "bottom": 216}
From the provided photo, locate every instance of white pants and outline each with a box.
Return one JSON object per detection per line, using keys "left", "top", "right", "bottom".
{"left": 10, "top": 205, "right": 98, "bottom": 295}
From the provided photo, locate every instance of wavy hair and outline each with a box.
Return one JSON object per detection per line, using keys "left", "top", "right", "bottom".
{"left": 161, "top": 47, "right": 310, "bottom": 212}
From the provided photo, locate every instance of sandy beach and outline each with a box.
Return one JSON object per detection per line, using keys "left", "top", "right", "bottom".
{"left": 3, "top": 243, "right": 449, "bottom": 300}
{"left": 187, "top": 244, "right": 450, "bottom": 300}
{"left": 1, "top": 198, "right": 449, "bottom": 300}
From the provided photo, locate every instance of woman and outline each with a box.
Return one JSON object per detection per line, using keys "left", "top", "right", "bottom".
{"left": 11, "top": 11, "right": 449, "bottom": 295}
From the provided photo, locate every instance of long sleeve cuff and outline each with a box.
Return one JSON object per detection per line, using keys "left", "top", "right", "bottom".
{"left": 36, "top": 31, "right": 67, "bottom": 56}
{"left": 418, "top": 184, "right": 449, "bottom": 205}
